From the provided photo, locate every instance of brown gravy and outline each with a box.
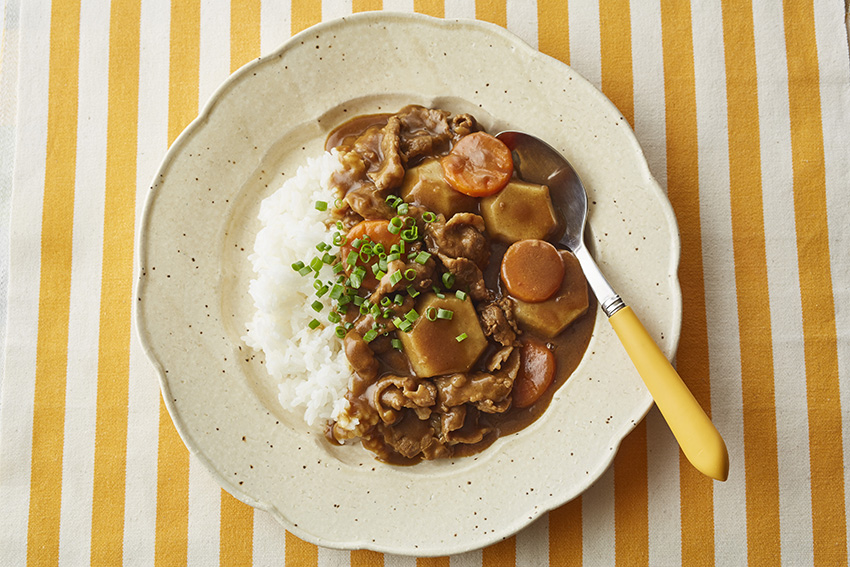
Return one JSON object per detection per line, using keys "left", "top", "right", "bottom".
{"left": 325, "top": 107, "right": 595, "bottom": 463}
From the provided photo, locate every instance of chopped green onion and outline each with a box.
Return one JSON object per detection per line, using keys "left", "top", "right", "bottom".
{"left": 333, "top": 262, "right": 345, "bottom": 274}
{"left": 405, "top": 309, "right": 419, "bottom": 322}
{"left": 388, "top": 217, "right": 403, "bottom": 235}
{"left": 335, "top": 220, "right": 344, "bottom": 231}
{"left": 335, "top": 326, "right": 346, "bottom": 338}
{"left": 422, "top": 211, "right": 436, "bottom": 223}
{"left": 316, "top": 242, "right": 330, "bottom": 252}
{"left": 407, "top": 285, "right": 420, "bottom": 297}
{"left": 346, "top": 251, "right": 358, "bottom": 266}
{"left": 308, "top": 319, "right": 321, "bottom": 329}
{"left": 352, "top": 238, "right": 363, "bottom": 249}
{"left": 442, "top": 273, "right": 455, "bottom": 289}
{"left": 334, "top": 198, "right": 344, "bottom": 209}
{"left": 404, "top": 216, "right": 416, "bottom": 227}
{"left": 327, "top": 311, "right": 341, "bottom": 324}
{"left": 298, "top": 266, "right": 313, "bottom": 277}
{"left": 401, "top": 226, "right": 418, "bottom": 241}
{"left": 426, "top": 307, "right": 437, "bottom": 321}
{"left": 332, "top": 232, "right": 345, "bottom": 246}
{"left": 311, "top": 300, "right": 323, "bottom": 313}
{"left": 322, "top": 253, "right": 335, "bottom": 264}
{"left": 363, "top": 329, "right": 378, "bottom": 343}
{"left": 352, "top": 295, "right": 365, "bottom": 306}
{"left": 393, "top": 294, "right": 404, "bottom": 306}
{"left": 352, "top": 265, "right": 366, "bottom": 279}
{"left": 291, "top": 260, "right": 305, "bottom": 272}
{"left": 389, "top": 270, "right": 403, "bottom": 286}
{"left": 387, "top": 253, "right": 400, "bottom": 263}
{"left": 329, "top": 284, "right": 344, "bottom": 300}
{"left": 432, "top": 286, "right": 445, "bottom": 299}
{"left": 397, "top": 320, "right": 413, "bottom": 332}
{"left": 374, "top": 243, "right": 385, "bottom": 256}
{"left": 404, "top": 268, "right": 417, "bottom": 281}
{"left": 381, "top": 309, "right": 393, "bottom": 319}
{"left": 349, "top": 273, "right": 362, "bottom": 289}
{"left": 455, "top": 290, "right": 468, "bottom": 301}
{"left": 397, "top": 203, "right": 409, "bottom": 215}
{"left": 378, "top": 257, "right": 389, "bottom": 272}
{"left": 315, "top": 200, "right": 328, "bottom": 211}
{"left": 310, "top": 257, "right": 323, "bottom": 271}
{"left": 392, "top": 316, "right": 404, "bottom": 327}
{"left": 456, "top": 333, "right": 468, "bottom": 342}
{"left": 414, "top": 251, "right": 431, "bottom": 265}
{"left": 315, "top": 285, "right": 329, "bottom": 298}
{"left": 344, "top": 321, "right": 354, "bottom": 330}
{"left": 386, "top": 195, "right": 403, "bottom": 209}
{"left": 392, "top": 338, "right": 403, "bottom": 350}
{"left": 437, "top": 308, "right": 453, "bottom": 320}
{"left": 375, "top": 270, "right": 387, "bottom": 280}
{"left": 338, "top": 294, "right": 351, "bottom": 306}
{"left": 380, "top": 297, "right": 392, "bottom": 307}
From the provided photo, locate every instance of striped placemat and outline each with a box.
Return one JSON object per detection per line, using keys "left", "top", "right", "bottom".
{"left": 1, "top": 1, "right": 848, "bottom": 565}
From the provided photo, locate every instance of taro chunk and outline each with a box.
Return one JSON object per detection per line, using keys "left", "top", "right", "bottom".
{"left": 398, "top": 293, "right": 487, "bottom": 378}
{"left": 400, "top": 158, "right": 478, "bottom": 217}
{"left": 512, "top": 250, "right": 589, "bottom": 338}
{"left": 480, "top": 179, "right": 558, "bottom": 244}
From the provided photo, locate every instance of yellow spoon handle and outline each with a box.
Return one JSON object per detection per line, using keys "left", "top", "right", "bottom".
{"left": 609, "top": 306, "right": 729, "bottom": 481}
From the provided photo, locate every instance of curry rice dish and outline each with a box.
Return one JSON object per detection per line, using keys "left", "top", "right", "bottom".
{"left": 245, "top": 105, "right": 595, "bottom": 464}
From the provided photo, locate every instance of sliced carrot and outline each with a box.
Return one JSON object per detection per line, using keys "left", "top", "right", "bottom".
{"left": 441, "top": 132, "right": 514, "bottom": 197}
{"left": 340, "top": 220, "right": 402, "bottom": 291}
{"left": 512, "top": 338, "right": 557, "bottom": 409}
{"left": 500, "top": 239, "right": 565, "bottom": 303}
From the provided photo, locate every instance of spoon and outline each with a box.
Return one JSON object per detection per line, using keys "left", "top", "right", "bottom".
{"left": 497, "top": 131, "right": 729, "bottom": 482}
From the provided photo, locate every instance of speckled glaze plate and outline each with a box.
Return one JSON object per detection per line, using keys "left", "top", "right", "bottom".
{"left": 136, "top": 13, "right": 680, "bottom": 556}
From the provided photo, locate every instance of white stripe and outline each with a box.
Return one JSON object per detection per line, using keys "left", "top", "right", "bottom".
{"left": 0, "top": 1, "right": 50, "bottom": 564}
{"left": 317, "top": 546, "right": 349, "bottom": 566}
{"left": 629, "top": 3, "right": 681, "bottom": 562}
{"left": 753, "top": 2, "right": 816, "bottom": 565}
{"left": 123, "top": 0, "right": 171, "bottom": 563}
{"left": 567, "top": 0, "right": 601, "bottom": 91}
{"left": 187, "top": 455, "right": 222, "bottom": 566}
{"left": 384, "top": 552, "right": 416, "bottom": 567}
{"left": 582, "top": 466, "right": 615, "bottom": 566}
{"left": 813, "top": 2, "right": 850, "bottom": 560}
{"left": 506, "top": 0, "right": 538, "bottom": 50}
{"left": 629, "top": 0, "right": 667, "bottom": 193}
{"left": 199, "top": 0, "right": 230, "bottom": 106}
{"left": 690, "top": 1, "right": 747, "bottom": 563}
{"left": 515, "top": 514, "right": 549, "bottom": 566}
{"left": 444, "top": 1, "right": 475, "bottom": 20}
{"left": 260, "top": 0, "right": 290, "bottom": 55}
{"left": 322, "top": 0, "right": 351, "bottom": 20}
{"left": 451, "top": 548, "right": 483, "bottom": 567}
{"left": 56, "top": 0, "right": 110, "bottom": 563}
{"left": 251, "top": 509, "right": 287, "bottom": 567}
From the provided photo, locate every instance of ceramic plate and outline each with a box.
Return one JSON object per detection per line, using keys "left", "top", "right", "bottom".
{"left": 136, "top": 13, "right": 681, "bottom": 556}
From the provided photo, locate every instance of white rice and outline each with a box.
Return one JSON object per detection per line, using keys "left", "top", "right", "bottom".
{"left": 243, "top": 150, "right": 352, "bottom": 427}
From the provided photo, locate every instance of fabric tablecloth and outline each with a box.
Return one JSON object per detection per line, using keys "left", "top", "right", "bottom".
{"left": 1, "top": 1, "right": 849, "bottom": 565}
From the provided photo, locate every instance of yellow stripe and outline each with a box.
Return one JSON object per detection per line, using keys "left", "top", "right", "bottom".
{"left": 482, "top": 536, "right": 515, "bottom": 567}
{"left": 783, "top": 2, "right": 848, "bottom": 564}
{"left": 353, "top": 0, "right": 383, "bottom": 12}
{"left": 26, "top": 0, "right": 81, "bottom": 564}
{"left": 659, "top": 3, "right": 716, "bottom": 563}
{"left": 230, "top": 0, "right": 261, "bottom": 73}
{"left": 536, "top": 0, "right": 569, "bottom": 65}
{"left": 351, "top": 548, "right": 384, "bottom": 566}
{"left": 155, "top": 1, "right": 200, "bottom": 565}
{"left": 614, "top": 424, "right": 648, "bottom": 565}
{"left": 598, "top": 3, "right": 649, "bottom": 563}
{"left": 417, "top": 556, "right": 450, "bottom": 567}
{"left": 220, "top": 492, "right": 255, "bottom": 565}
{"left": 291, "top": 0, "right": 322, "bottom": 35}
{"left": 476, "top": 0, "right": 506, "bottom": 28}
{"left": 413, "top": 0, "right": 443, "bottom": 18}
{"left": 549, "top": 497, "right": 582, "bottom": 564}
{"left": 89, "top": 0, "right": 142, "bottom": 564}
{"left": 721, "top": 2, "right": 782, "bottom": 563}
{"left": 217, "top": 3, "right": 263, "bottom": 563}
{"left": 285, "top": 532, "right": 318, "bottom": 565}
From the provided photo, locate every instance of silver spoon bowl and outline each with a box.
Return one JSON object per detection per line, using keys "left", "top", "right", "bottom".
{"left": 497, "top": 131, "right": 729, "bottom": 481}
